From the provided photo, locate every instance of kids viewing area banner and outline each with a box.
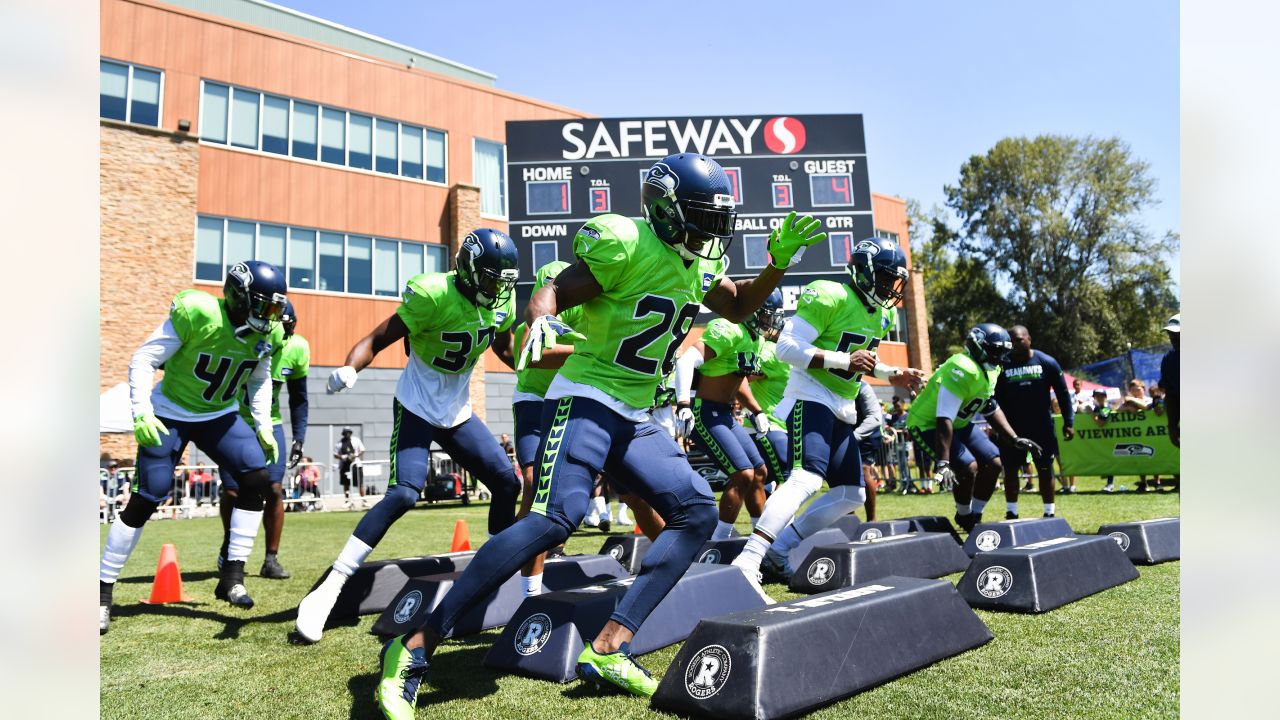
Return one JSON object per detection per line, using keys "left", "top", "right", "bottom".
{"left": 1053, "top": 413, "right": 1180, "bottom": 476}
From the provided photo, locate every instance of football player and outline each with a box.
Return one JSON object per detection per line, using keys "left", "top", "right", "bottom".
{"left": 906, "top": 323, "right": 1044, "bottom": 531}
{"left": 293, "top": 229, "right": 522, "bottom": 643}
{"left": 993, "top": 325, "right": 1074, "bottom": 519}
{"left": 218, "top": 300, "right": 310, "bottom": 578}
{"left": 733, "top": 237, "right": 925, "bottom": 582}
{"left": 738, "top": 292, "right": 791, "bottom": 494}
{"left": 673, "top": 289, "right": 785, "bottom": 538}
{"left": 374, "top": 153, "right": 826, "bottom": 715}
{"left": 100, "top": 261, "right": 287, "bottom": 633}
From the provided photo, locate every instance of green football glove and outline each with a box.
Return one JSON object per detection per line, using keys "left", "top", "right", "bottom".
{"left": 767, "top": 211, "right": 827, "bottom": 269}
{"left": 516, "top": 315, "right": 585, "bottom": 372}
{"left": 133, "top": 413, "right": 169, "bottom": 448}
{"left": 257, "top": 426, "right": 279, "bottom": 465}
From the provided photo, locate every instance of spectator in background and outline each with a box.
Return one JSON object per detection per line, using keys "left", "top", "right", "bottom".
{"left": 335, "top": 427, "right": 366, "bottom": 509}
{"left": 854, "top": 381, "right": 884, "bottom": 520}
{"left": 1089, "top": 388, "right": 1121, "bottom": 493}
{"left": 296, "top": 456, "right": 321, "bottom": 510}
{"left": 103, "top": 460, "right": 124, "bottom": 496}
{"left": 499, "top": 432, "right": 518, "bottom": 477}
{"left": 1121, "top": 379, "right": 1163, "bottom": 492}
{"left": 1161, "top": 314, "right": 1180, "bottom": 449}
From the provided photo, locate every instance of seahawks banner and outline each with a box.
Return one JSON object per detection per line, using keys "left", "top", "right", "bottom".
{"left": 1053, "top": 413, "right": 1180, "bottom": 476}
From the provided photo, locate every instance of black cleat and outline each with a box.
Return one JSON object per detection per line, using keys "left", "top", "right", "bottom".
{"left": 260, "top": 554, "right": 290, "bottom": 579}
{"left": 598, "top": 519, "right": 611, "bottom": 534}
{"left": 1043, "top": 512, "right": 1056, "bottom": 518}
{"left": 954, "top": 512, "right": 980, "bottom": 533}
{"left": 100, "top": 581, "right": 113, "bottom": 635}
{"left": 1005, "top": 511, "right": 1019, "bottom": 520}
{"left": 546, "top": 545, "right": 567, "bottom": 560}
{"left": 216, "top": 560, "right": 255, "bottom": 608}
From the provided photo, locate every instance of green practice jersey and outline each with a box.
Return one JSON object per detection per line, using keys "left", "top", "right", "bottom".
{"left": 513, "top": 304, "right": 584, "bottom": 398}
{"left": 793, "top": 280, "right": 896, "bottom": 400}
{"left": 159, "top": 289, "right": 284, "bottom": 416}
{"left": 557, "top": 214, "right": 725, "bottom": 409}
{"left": 749, "top": 340, "right": 790, "bottom": 426}
{"left": 906, "top": 352, "right": 1000, "bottom": 431}
{"left": 397, "top": 271, "right": 515, "bottom": 374}
{"left": 699, "top": 318, "right": 764, "bottom": 378}
{"left": 238, "top": 333, "right": 309, "bottom": 426}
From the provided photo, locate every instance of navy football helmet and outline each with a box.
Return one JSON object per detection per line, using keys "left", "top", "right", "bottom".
{"left": 745, "top": 288, "right": 786, "bottom": 341}
{"left": 965, "top": 323, "right": 1014, "bottom": 368}
{"left": 847, "top": 236, "right": 909, "bottom": 310}
{"left": 455, "top": 228, "right": 519, "bottom": 309}
{"left": 224, "top": 260, "right": 287, "bottom": 334}
{"left": 641, "top": 153, "right": 737, "bottom": 262}
{"left": 281, "top": 300, "right": 297, "bottom": 338}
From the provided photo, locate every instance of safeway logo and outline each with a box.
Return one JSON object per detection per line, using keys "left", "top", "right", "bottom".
{"left": 763, "top": 117, "right": 806, "bottom": 154}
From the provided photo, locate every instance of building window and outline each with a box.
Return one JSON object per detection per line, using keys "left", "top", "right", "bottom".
{"left": 474, "top": 139, "right": 507, "bottom": 217}
{"left": 200, "top": 82, "right": 229, "bottom": 143}
{"left": 742, "top": 234, "right": 769, "bottom": 270}
{"left": 197, "top": 80, "right": 448, "bottom": 184}
{"left": 292, "top": 102, "right": 318, "bottom": 160}
{"left": 195, "top": 215, "right": 448, "bottom": 299}
{"left": 875, "top": 228, "right": 901, "bottom": 244}
{"left": 195, "top": 217, "right": 224, "bottom": 281}
{"left": 321, "top": 108, "right": 346, "bottom": 165}
{"left": 100, "top": 59, "right": 162, "bottom": 127}
{"left": 531, "top": 241, "right": 558, "bottom": 273}
{"left": 289, "top": 228, "right": 316, "bottom": 290}
{"left": 375, "top": 119, "right": 398, "bottom": 174}
{"left": 346, "top": 236, "right": 373, "bottom": 294}
{"left": 262, "top": 95, "right": 290, "bottom": 155}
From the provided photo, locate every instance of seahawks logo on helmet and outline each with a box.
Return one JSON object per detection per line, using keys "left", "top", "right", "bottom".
{"left": 854, "top": 239, "right": 882, "bottom": 256}
{"left": 645, "top": 162, "right": 679, "bottom": 197}
{"left": 228, "top": 262, "right": 252, "bottom": 286}
{"left": 462, "top": 233, "right": 483, "bottom": 258}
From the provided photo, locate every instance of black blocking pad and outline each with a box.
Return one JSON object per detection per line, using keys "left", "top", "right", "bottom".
{"left": 484, "top": 563, "right": 768, "bottom": 682}
{"left": 849, "top": 519, "right": 913, "bottom": 541}
{"left": 1095, "top": 517, "right": 1180, "bottom": 564}
{"left": 962, "top": 516, "right": 1075, "bottom": 557}
{"left": 650, "top": 576, "right": 993, "bottom": 719}
{"left": 789, "top": 532, "right": 972, "bottom": 594}
{"left": 370, "top": 554, "right": 628, "bottom": 638}
{"left": 786, "top": 528, "right": 848, "bottom": 568}
{"left": 957, "top": 535, "right": 1139, "bottom": 613}
{"left": 308, "top": 551, "right": 476, "bottom": 625}
{"left": 599, "top": 535, "right": 652, "bottom": 574}
{"left": 694, "top": 537, "right": 748, "bottom": 565}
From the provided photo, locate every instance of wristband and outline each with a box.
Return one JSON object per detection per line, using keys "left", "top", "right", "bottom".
{"left": 872, "top": 363, "right": 900, "bottom": 380}
{"left": 822, "top": 351, "right": 852, "bottom": 370}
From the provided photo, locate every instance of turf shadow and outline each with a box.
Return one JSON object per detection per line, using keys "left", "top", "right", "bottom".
{"left": 345, "top": 645, "right": 503, "bottom": 718}
{"left": 111, "top": 603, "right": 297, "bottom": 640}
{"left": 114, "top": 570, "right": 220, "bottom": 584}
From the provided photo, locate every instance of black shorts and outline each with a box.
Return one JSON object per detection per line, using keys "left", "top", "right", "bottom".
{"left": 1000, "top": 424, "right": 1058, "bottom": 472}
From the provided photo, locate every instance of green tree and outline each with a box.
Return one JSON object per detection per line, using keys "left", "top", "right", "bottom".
{"left": 932, "top": 135, "right": 1178, "bottom": 368}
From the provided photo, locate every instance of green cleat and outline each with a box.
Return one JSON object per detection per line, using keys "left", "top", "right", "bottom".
{"left": 575, "top": 641, "right": 659, "bottom": 698}
{"left": 374, "top": 635, "right": 429, "bottom": 720}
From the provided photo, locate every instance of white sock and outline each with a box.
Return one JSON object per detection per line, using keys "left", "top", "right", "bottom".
{"left": 616, "top": 502, "right": 630, "bottom": 519}
{"left": 332, "top": 535, "right": 374, "bottom": 577}
{"left": 764, "top": 481, "right": 777, "bottom": 494}
{"left": 602, "top": 504, "right": 613, "bottom": 523}
{"left": 752, "top": 468, "right": 824, "bottom": 542}
{"left": 99, "top": 519, "right": 144, "bottom": 584}
{"left": 734, "top": 534, "right": 770, "bottom": 573}
{"left": 713, "top": 520, "right": 735, "bottom": 541}
{"left": 924, "top": 479, "right": 933, "bottom": 490}
{"left": 749, "top": 516, "right": 760, "bottom": 529}
{"left": 971, "top": 498, "right": 988, "bottom": 515}
{"left": 1044, "top": 502, "right": 1056, "bottom": 516}
{"left": 1007, "top": 502, "right": 1019, "bottom": 516}
{"left": 792, "top": 486, "right": 867, "bottom": 539}
{"left": 956, "top": 502, "right": 971, "bottom": 515}
{"left": 592, "top": 496, "right": 607, "bottom": 514}
{"left": 227, "top": 508, "right": 264, "bottom": 563}
{"left": 521, "top": 572, "right": 543, "bottom": 597}
{"left": 771, "top": 523, "right": 805, "bottom": 556}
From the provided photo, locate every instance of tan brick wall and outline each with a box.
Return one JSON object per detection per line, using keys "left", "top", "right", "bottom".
{"left": 450, "top": 185, "right": 488, "bottom": 421}
{"left": 100, "top": 122, "right": 200, "bottom": 461}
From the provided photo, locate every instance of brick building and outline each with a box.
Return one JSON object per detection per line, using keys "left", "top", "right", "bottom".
{"left": 99, "top": 0, "right": 929, "bottom": 486}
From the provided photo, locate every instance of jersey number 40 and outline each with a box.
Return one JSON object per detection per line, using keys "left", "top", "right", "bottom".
{"left": 194, "top": 353, "right": 259, "bottom": 403}
{"left": 615, "top": 295, "right": 699, "bottom": 376}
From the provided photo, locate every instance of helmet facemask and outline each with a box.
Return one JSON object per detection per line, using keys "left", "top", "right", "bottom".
{"left": 225, "top": 263, "right": 287, "bottom": 335}
{"left": 746, "top": 305, "right": 786, "bottom": 341}
{"left": 850, "top": 257, "right": 909, "bottom": 310}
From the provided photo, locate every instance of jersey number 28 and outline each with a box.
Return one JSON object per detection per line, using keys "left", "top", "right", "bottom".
{"left": 615, "top": 295, "right": 699, "bottom": 376}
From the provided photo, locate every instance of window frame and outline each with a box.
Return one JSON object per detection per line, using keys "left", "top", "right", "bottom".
{"left": 473, "top": 137, "right": 509, "bottom": 220}
{"left": 100, "top": 57, "right": 165, "bottom": 128}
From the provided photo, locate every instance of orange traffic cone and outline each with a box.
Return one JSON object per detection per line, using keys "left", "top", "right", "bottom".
{"left": 140, "top": 543, "right": 193, "bottom": 604}
{"left": 634, "top": 522, "right": 643, "bottom": 535}
{"left": 450, "top": 519, "right": 471, "bottom": 552}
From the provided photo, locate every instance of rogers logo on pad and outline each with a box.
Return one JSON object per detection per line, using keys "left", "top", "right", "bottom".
{"left": 763, "top": 117, "right": 806, "bottom": 154}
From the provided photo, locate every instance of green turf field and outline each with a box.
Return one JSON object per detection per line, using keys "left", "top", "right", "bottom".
{"left": 100, "top": 477, "right": 1179, "bottom": 719}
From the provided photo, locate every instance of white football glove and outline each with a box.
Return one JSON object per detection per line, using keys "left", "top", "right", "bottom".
{"left": 751, "top": 412, "right": 771, "bottom": 435}
{"left": 675, "top": 405, "right": 696, "bottom": 439}
{"left": 517, "top": 315, "right": 585, "bottom": 372}
{"left": 327, "top": 365, "right": 358, "bottom": 394}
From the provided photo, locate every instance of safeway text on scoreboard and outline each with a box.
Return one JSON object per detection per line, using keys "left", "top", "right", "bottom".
{"left": 504, "top": 114, "right": 876, "bottom": 289}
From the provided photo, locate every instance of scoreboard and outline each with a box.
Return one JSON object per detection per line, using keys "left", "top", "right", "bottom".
{"left": 504, "top": 114, "right": 876, "bottom": 308}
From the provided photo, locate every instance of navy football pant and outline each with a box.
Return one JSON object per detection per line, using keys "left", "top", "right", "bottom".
{"left": 352, "top": 400, "right": 520, "bottom": 547}
{"left": 910, "top": 423, "right": 1001, "bottom": 468}
{"left": 754, "top": 429, "right": 791, "bottom": 484}
{"left": 426, "top": 396, "right": 717, "bottom": 637}
{"left": 135, "top": 411, "right": 266, "bottom": 504}
{"left": 221, "top": 423, "right": 287, "bottom": 491}
{"left": 689, "top": 398, "right": 764, "bottom": 475}
{"left": 513, "top": 399, "right": 544, "bottom": 469}
{"left": 788, "top": 400, "right": 864, "bottom": 487}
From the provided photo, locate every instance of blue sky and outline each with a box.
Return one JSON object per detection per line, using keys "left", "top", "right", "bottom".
{"left": 278, "top": 0, "right": 1179, "bottom": 282}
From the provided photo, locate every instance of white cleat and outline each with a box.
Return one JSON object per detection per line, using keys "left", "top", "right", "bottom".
{"left": 583, "top": 511, "right": 601, "bottom": 528}
{"left": 99, "top": 604, "right": 111, "bottom": 635}
{"left": 295, "top": 571, "right": 346, "bottom": 643}
{"left": 736, "top": 564, "right": 776, "bottom": 606}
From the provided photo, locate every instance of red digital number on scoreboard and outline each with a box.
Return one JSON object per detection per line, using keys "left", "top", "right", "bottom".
{"left": 526, "top": 180, "right": 572, "bottom": 215}
{"left": 590, "top": 186, "right": 611, "bottom": 213}
{"left": 772, "top": 181, "right": 793, "bottom": 209}
{"left": 809, "top": 173, "right": 854, "bottom": 207}
{"left": 723, "top": 167, "right": 743, "bottom": 204}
